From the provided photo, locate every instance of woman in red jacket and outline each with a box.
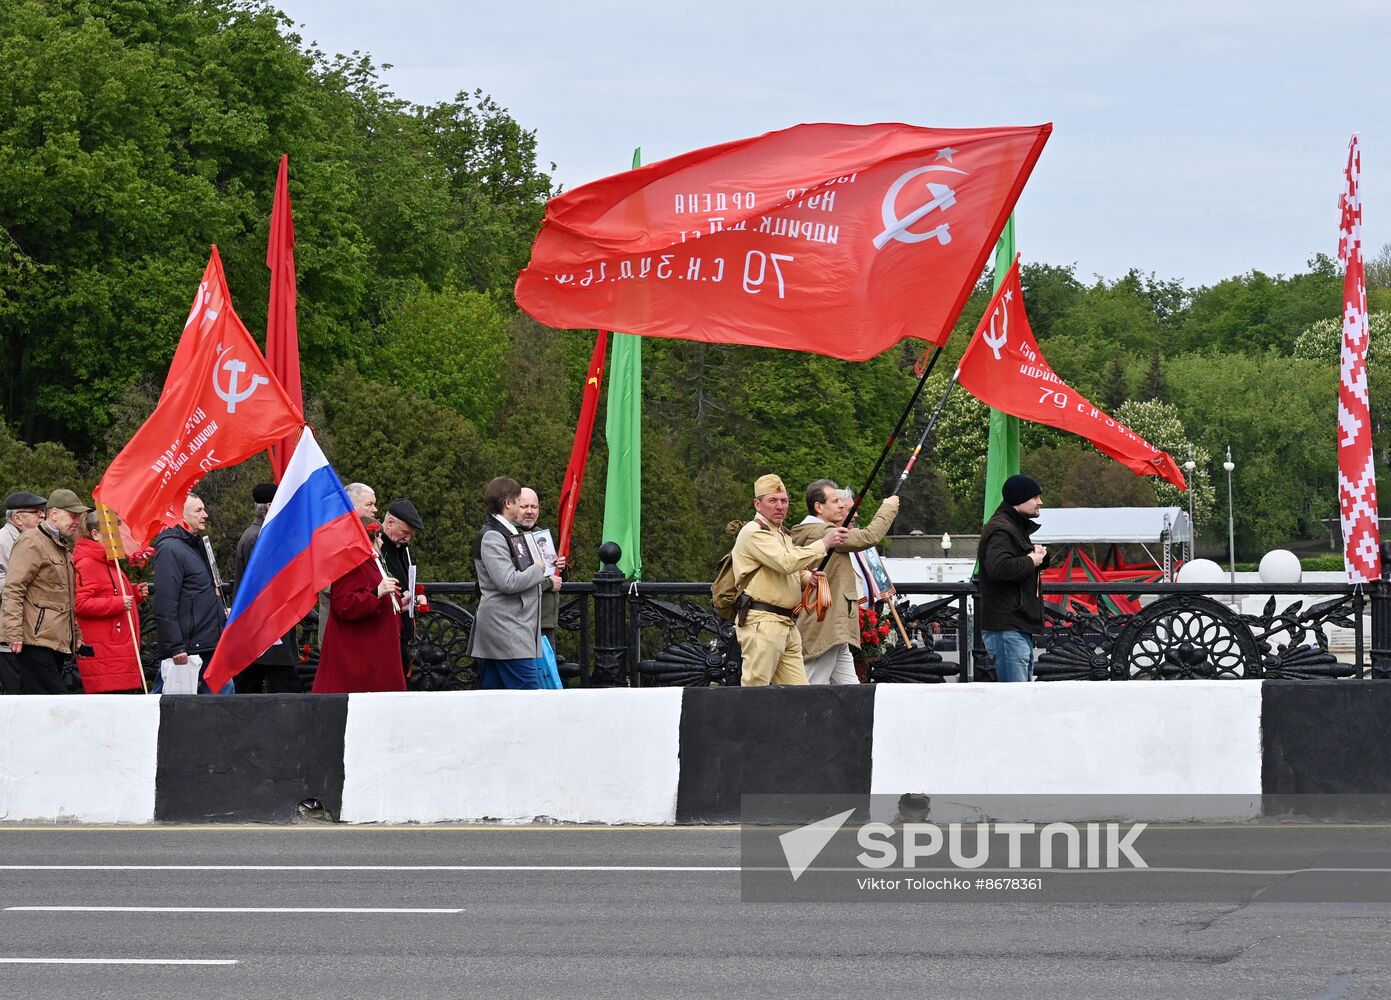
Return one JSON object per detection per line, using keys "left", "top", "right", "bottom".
{"left": 73, "top": 511, "right": 148, "bottom": 693}
{"left": 312, "top": 517, "right": 405, "bottom": 693}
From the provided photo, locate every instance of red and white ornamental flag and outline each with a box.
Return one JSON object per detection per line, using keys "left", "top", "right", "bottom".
{"left": 1337, "top": 134, "right": 1380, "bottom": 583}
{"left": 94, "top": 247, "right": 305, "bottom": 548}
{"left": 516, "top": 122, "right": 1051, "bottom": 361}
{"left": 955, "top": 257, "right": 1187, "bottom": 490}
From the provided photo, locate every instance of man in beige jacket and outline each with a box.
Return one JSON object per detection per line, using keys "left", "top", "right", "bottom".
{"left": 790, "top": 481, "right": 900, "bottom": 684}
{"left": 730, "top": 474, "right": 849, "bottom": 687}
{"left": 1, "top": 489, "right": 88, "bottom": 694}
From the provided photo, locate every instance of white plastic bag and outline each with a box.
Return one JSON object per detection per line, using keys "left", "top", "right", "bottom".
{"left": 159, "top": 654, "right": 202, "bottom": 694}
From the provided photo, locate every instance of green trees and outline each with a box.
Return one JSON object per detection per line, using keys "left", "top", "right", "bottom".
{"left": 0, "top": 0, "right": 552, "bottom": 450}
{"left": 0, "top": 1, "right": 1377, "bottom": 578}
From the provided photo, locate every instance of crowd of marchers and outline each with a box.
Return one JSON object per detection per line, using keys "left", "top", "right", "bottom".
{"left": 0, "top": 470, "right": 1051, "bottom": 695}
{"left": 0, "top": 476, "right": 561, "bottom": 695}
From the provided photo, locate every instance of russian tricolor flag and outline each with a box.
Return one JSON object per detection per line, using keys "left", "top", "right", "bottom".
{"left": 203, "top": 429, "right": 375, "bottom": 693}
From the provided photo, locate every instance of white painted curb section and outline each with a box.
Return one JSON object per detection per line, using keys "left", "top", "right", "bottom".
{"left": 0, "top": 695, "right": 159, "bottom": 823}
{"left": 870, "top": 680, "right": 1263, "bottom": 820}
{"left": 340, "top": 689, "right": 684, "bottom": 824}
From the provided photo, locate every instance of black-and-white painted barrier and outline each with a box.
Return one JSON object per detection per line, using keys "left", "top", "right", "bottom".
{"left": 0, "top": 682, "right": 1383, "bottom": 824}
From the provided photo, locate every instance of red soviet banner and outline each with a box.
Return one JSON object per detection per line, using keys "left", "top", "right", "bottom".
{"left": 516, "top": 122, "right": 1051, "bottom": 361}
{"left": 956, "top": 257, "right": 1187, "bottom": 490}
{"left": 94, "top": 247, "right": 304, "bottom": 547}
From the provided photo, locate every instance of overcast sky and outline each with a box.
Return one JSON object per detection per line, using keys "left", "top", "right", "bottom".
{"left": 270, "top": 0, "right": 1389, "bottom": 288}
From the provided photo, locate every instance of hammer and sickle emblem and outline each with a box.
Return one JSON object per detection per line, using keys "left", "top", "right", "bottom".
{"left": 213, "top": 347, "right": 269, "bottom": 414}
{"left": 984, "top": 300, "right": 1009, "bottom": 361}
{"left": 873, "top": 165, "right": 968, "bottom": 251}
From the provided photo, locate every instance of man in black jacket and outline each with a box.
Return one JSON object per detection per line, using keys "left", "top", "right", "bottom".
{"left": 380, "top": 499, "right": 424, "bottom": 679}
{"left": 152, "top": 493, "right": 228, "bottom": 693}
{"left": 978, "top": 475, "right": 1051, "bottom": 682}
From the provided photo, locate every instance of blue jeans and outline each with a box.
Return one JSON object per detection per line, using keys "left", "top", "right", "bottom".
{"left": 477, "top": 657, "right": 542, "bottom": 690}
{"left": 982, "top": 630, "right": 1034, "bottom": 683}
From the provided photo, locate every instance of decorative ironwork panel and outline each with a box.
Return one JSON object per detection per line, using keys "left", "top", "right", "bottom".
{"left": 1242, "top": 594, "right": 1357, "bottom": 680}
{"left": 1038, "top": 604, "right": 1125, "bottom": 681}
{"left": 408, "top": 600, "right": 477, "bottom": 691}
{"left": 632, "top": 596, "right": 740, "bottom": 686}
{"left": 1110, "top": 595, "right": 1261, "bottom": 679}
{"left": 870, "top": 596, "right": 956, "bottom": 682}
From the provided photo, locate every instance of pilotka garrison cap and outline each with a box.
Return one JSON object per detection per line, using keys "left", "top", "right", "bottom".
{"left": 753, "top": 474, "right": 787, "bottom": 498}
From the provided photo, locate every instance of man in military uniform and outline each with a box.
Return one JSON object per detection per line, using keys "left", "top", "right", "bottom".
{"left": 730, "top": 474, "right": 849, "bottom": 686}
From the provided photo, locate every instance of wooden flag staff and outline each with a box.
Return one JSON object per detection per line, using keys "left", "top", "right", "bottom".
{"left": 93, "top": 503, "right": 147, "bottom": 694}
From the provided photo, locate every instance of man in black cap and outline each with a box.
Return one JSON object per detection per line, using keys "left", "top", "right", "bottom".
{"left": 230, "top": 484, "right": 301, "bottom": 693}
{"left": 0, "top": 491, "right": 49, "bottom": 596}
{"left": 978, "top": 474, "right": 1051, "bottom": 683}
{"left": 381, "top": 499, "right": 424, "bottom": 679}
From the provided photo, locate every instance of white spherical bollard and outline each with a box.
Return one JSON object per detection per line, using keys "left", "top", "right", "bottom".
{"left": 1176, "top": 558, "right": 1226, "bottom": 584}
{"left": 1258, "top": 549, "right": 1302, "bottom": 585}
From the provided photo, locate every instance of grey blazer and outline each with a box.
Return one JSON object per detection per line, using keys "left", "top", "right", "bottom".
{"left": 465, "top": 518, "right": 546, "bottom": 660}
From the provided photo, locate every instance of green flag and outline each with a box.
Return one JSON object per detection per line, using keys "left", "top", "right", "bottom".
{"left": 981, "top": 214, "right": 1020, "bottom": 523}
{"left": 601, "top": 148, "right": 644, "bottom": 578}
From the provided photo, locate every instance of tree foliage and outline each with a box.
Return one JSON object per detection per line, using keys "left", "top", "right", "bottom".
{"left": 0, "top": 1, "right": 1379, "bottom": 579}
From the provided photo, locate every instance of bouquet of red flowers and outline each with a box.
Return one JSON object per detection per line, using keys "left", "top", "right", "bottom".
{"left": 859, "top": 604, "right": 892, "bottom": 655}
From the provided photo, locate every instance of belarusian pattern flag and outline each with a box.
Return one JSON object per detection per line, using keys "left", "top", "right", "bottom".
{"left": 1337, "top": 134, "right": 1380, "bottom": 583}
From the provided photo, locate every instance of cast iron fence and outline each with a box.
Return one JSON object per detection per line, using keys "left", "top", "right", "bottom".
{"left": 214, "top": 542, "right": 1385, "bottom": 692}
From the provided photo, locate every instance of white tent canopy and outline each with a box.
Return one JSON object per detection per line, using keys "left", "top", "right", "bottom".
{"left": 1032, "top": 506, "right": 1190, "bottom": 545}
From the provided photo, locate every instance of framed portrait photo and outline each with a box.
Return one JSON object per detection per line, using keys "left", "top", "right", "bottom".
{"left": 506, "top": 532, "right": 536, "bottom": 570}
{"left": 532, "top": 528, "right": 559, "bottom": 576}
{"left": 856, "top": 546, "right": 895, "bottom": 602}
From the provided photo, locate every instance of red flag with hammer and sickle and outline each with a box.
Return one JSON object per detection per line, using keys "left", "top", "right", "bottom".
{"left": 955, "top": 257, "right": 1187, "bottom": 490}
{"left": 94, "top": 247, "right": 304, "bottom": 548}
{"left": 515, "top": 122, "right": 1050, "bottom": 361}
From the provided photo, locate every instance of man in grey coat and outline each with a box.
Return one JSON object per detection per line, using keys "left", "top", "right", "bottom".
{"left": 465, "top": 477, "right": 562, "bottom": 689}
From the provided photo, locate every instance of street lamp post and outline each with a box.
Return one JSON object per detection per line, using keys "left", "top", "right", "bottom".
{"left": 1223, "top": 446, "right": 1236, "bottom": 594}
{"left": 1183, "top": 446, "right": 1197, "bottom": 563}
{"left": 941, "top": 532, "right": 952, "bottom": 558}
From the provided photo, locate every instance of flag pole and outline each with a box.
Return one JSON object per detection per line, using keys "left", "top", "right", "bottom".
{"left": 114, "top": 570, "right": 148, "bottom": 695}
{"left": 890, "top": 369, "right": 961, "bottom": 496}
{"left": 814, "top": 344, "right": 944, "bottom": 574}
{"left": 93, "top": 502, "right": 148, "bottom": 694}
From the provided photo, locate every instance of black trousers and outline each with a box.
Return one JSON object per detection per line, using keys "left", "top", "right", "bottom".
{"left": 0, "top": 651, "right": 20, "bottom": 694}
{"left": 233, "top": 662, "right": 303, "bottom": 694}
{"left": 11, "top": 645, "right": 75, "bottom": 694}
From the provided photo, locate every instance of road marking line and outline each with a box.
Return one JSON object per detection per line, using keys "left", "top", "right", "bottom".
{"left": 1, "top": 864, "right": 1389, "bottom": 875}
{"left": 0, "top": 958, "right": 237, "bottom": 965}
{"left": 0, "top": 865, "right": 740, "bottom": 872}
{"left": 6, "top": 906, "right": 463, "bottom": 913}
{"left": 0, "top": 825, "right": 742, "bottom": 832}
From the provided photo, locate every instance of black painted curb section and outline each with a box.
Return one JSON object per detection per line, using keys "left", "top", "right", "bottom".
{"left": 154, "top": 694, "right": 349, "bottom": 822}
{"left": 675, "top": 685, "right": 875, "bottom": 824}
{"left": 1263, "top": 681, "right": 1391, "bottom": 796}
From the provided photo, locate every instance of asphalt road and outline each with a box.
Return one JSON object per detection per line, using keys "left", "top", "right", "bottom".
{"left": 0, "top": 824, "right": 1388, "bottom": 999}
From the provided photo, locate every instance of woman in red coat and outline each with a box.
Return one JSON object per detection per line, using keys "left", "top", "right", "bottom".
{"left": 73, "top": 512, "right": 148, "bottom": 693}
{"left": 313, "top": 519, "right": 405, "bottom": 693}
